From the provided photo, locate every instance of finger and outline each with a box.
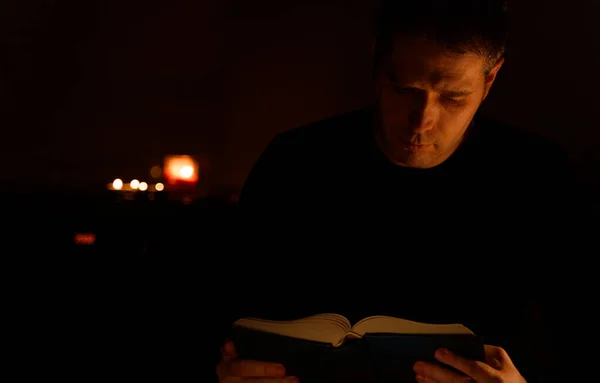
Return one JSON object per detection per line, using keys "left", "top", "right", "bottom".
{"left": 413, "top": 361, "right": 469, "bottom": 383}
{"left": 227, "top": 359, "right": 286, "bottom": 378}
{"left": 222, "top": 341, "right": 238, "bottom": 362}
{"left": 434, "top": 348, "right": 498, "bottom": 381}
{"left": 483, "top": 345, "right": 512, "bottom": 370}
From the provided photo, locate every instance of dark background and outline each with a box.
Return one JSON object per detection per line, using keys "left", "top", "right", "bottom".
{"left": 3, "top": 0, "right": 598, "bottom": 381}
{"left": 3, "top": 0, "right": 599, "bottom": 194}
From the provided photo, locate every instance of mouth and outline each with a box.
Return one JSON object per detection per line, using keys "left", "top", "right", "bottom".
{"left": 399, "top": 138, "right": 433, "bottom": 151}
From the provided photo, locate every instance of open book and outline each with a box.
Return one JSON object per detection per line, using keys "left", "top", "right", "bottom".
{"left": 233, "top": 313, "right": 474, "bottom": 347}
{"left": 230, "top": 313, "right": 483, "bottom": 383}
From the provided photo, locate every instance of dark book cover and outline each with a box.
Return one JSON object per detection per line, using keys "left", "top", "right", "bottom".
{"left": 363, "top": 333, "right": 485, "bottom": 383}
{"left": 229, "top": 326, "right": 485, "bottom": 383}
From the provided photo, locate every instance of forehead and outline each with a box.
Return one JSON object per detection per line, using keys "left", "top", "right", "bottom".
{"left": 385, "top": 34, "right": 485, "bottom": 88}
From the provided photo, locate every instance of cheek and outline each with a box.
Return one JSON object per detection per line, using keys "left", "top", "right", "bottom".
{"left": 437, "top": 105, "right": 477, "bottom": 138}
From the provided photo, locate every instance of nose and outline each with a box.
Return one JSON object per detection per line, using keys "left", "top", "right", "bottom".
{"left": 408, "top": 93, "right": 437, "bottom": 133}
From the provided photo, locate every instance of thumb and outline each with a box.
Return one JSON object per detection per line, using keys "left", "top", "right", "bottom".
{"left": 221, "top": 340, "right": 238, "bottom": 362}
{"left": 484, "top": 345, "right": 513, "bottom": 370}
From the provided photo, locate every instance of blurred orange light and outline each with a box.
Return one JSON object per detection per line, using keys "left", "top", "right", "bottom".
{"left": 164, "top": 155, "right": 199, "bottom": 184}
{"left": 179, "top": 165, "right": 194, "bottom": 179}
{"left": 75, "top": 233, "right": 96, "bottom": 245}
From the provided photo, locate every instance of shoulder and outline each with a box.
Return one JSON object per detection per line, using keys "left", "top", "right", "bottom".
{"left": 266, "top": 107, "right": 373, "bottom": 155}
{"left": 472, "top": 114, "right": 570, "bottom": 171}
{"left": 470, "top": 114, "right": 581, "bottom": 215}
{"left": 239, "top": 108, "right": 372, "bottom": 205}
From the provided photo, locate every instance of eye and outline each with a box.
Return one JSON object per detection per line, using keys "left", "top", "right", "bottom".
{"left": 441, "top": 96, "right": 464, "bottom": 105}
{"left": 444, "top": 97, "right": 462, "bottom": 104}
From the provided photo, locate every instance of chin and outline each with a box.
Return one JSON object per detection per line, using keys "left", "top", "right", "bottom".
{"left": 392, "top": 152, "right": 440, "bottom": 169}
{"left": 376, "top": 134, "right": 445, "bottom": 169}
{"left": 404, "top": 159, "right": 438, "bottom": 169}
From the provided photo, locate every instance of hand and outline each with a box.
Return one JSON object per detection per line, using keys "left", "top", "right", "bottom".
{"left": 413, "top": 345, "right": 526, "bottom": 383}
{"left": 216, "top": 340, "right": 299, "bottom": 383}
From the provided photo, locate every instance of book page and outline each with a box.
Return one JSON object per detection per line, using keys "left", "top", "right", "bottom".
{"left": 233, "top": 314, "right": 351, "bottom": 346}
{"left": 351, "top": 316, "right": 474, "bottom": 336}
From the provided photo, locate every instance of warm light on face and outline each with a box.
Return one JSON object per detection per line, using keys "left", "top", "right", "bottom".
{"left": 374, "top": 34, "right": 491, "bottom": 169}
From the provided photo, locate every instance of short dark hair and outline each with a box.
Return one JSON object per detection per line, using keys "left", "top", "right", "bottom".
{"left": 374, "top": 0, "right": 509, "bottom": 74}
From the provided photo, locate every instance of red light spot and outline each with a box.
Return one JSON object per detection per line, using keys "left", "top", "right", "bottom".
{"left": 75, "top": 233, "right": 96, "bottom": 245}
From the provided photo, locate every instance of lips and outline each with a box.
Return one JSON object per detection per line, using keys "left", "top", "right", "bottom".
{"left": 399, "top": 138, "right": 433, "bottom": 150}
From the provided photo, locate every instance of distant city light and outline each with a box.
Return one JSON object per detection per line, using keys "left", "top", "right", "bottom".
{"left": 112, "top": 178, "right": 123, "bottom": 190}
{"left": 107, "top": 177, "right": 167, "bottom": 194}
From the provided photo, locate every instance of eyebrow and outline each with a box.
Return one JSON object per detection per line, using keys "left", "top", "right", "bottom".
{"left": 386, "top": 69, "right": 474, "bottom": 97}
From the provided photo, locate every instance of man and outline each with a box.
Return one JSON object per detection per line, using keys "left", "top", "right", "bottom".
{"left": 238, "top": 2, "right": 581, "bottom": 244}
{"left": 219, "top": 1, "right": 587, "bottom": 382}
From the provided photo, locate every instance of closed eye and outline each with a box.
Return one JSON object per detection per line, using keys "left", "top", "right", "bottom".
{"left": 440, "top": 90, "right": 472, "bottom": 104}
{"left": 441, "top": 96, "right": 464, "bottom": 104}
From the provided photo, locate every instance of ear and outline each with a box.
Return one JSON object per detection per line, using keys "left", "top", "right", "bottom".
{"left": 482, "top": 58, "right": 504, "bottom": 101}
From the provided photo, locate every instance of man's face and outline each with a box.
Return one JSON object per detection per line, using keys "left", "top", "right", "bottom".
{"left": 373, "top": 34, "right": 502, "bottom": 168}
